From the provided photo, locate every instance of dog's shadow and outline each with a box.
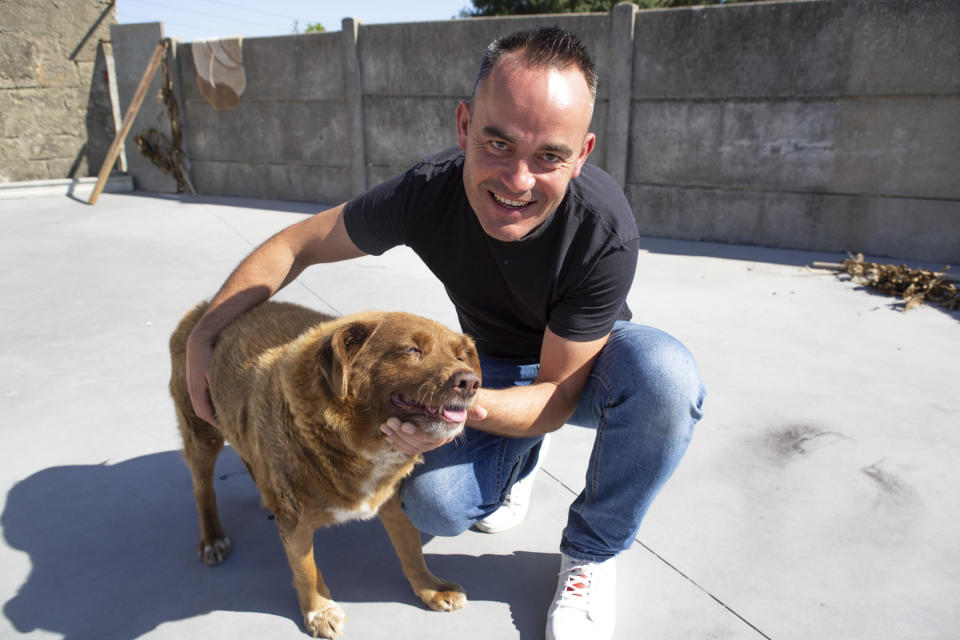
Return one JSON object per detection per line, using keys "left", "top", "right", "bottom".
{"left": 2, "top": 449, "right": 556, "bottom": 639}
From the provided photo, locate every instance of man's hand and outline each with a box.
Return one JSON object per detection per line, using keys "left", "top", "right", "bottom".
{"left": 379, "top": 405, "right": 488, "bottom": 456}
{"left": 185, "top": 330, "right": 220, "bottom": 429}
{"left": 468, "top": 404, "right": 488, "bottom": 422}
{"left": 380, "top": 418, "right": 451, "bottom": 456}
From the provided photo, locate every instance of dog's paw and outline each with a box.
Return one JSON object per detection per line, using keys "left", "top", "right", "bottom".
{"left": 196, "top": 536, "right": 232, "bottom": 566}
{"left": 304, "top": 601, "right": 347, "bottom": 639}
{"left": 419, "top": 581, "right": 467, "bottom": 612}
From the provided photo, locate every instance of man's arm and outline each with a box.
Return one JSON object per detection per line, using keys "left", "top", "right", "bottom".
{"left": 470, "top": 328, "right": 606, "bottom": 437}
{"left": 186, "top": 203, "right": 365, "bottom": 427}
{"left": 380, "top": 327, "right": 607, "bottom": 452}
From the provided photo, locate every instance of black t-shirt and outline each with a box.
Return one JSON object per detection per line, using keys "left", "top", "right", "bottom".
{"left": 343, "top": 147, "right": 639, "bottom": 360}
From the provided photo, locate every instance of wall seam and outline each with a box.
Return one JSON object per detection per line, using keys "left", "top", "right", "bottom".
{"left": 341, "top": 17, "right": 367, "bottom": 196}
{"left": 604, "top": 2, "right": 638, "bottom": 190}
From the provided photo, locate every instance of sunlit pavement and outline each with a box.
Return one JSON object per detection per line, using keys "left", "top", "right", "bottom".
{"left": 1, "top": 192, "right": 957, "bottom": 639}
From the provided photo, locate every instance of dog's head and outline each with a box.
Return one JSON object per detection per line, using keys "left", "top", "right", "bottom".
{"left": 315, "top": 312, "right": 481, "bottom": 443}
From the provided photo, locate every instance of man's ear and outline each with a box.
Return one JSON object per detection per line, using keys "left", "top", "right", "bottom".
{"left": 570, "top": 132, "right": 596, "bottom": 179}
{"left": 456, "top": 100, "right": 470, "bottom": 150}
{"left": 316, "top": 320, "right": 377, "bottom": 399}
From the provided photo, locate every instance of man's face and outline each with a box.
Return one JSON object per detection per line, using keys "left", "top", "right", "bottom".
{"left": 456, "top": 54, "right": 596, "bottom": 242}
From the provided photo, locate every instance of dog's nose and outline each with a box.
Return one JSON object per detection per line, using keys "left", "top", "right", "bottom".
{"left": 449, "top": 371, "right": 480, "bottom": 397}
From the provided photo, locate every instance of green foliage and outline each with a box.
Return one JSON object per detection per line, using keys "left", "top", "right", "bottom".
{"left": 292, "top": 20, "right": 325, "bottom": 34}
{"left": 463, "top": 0, "right": 755, "bottom": 16}
{"left": 464, "top": 0, "right": 616, "bottom": 15}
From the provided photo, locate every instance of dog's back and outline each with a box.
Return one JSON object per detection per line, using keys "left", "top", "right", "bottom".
{"left": 169, "top": 301, "right": 332, "bottom": 430}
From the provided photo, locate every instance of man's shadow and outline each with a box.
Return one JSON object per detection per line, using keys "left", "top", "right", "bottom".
{"left": 2, "top": 449, "right": 556, "bottom": 639}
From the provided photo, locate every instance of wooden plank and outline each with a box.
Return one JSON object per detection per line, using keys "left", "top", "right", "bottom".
{"left": 89, "top": 40, "right": 167, "bottom": 205}
{"left": 100, "top": 40, "right": 127, "bottom": 173}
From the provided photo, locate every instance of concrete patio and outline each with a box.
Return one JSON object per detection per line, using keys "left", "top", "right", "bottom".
{"left": 1, "top": 191, "right": 957, "bottom": 639}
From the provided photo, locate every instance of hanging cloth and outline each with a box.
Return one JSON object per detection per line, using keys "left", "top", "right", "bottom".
{"left": 191, "top": 37, "right": 246, "bottom": 111}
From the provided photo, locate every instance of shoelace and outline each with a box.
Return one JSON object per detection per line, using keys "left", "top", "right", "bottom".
{"left": 556, "top": 563, "right": 594, "bottom": 610}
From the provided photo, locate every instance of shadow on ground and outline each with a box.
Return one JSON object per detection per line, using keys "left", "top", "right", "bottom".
{"left": 2, "top": 450, "right": 554, "bottom": 639}
{"left": 638, "top": 234, "right": 958, "bottom": 271}
{"left": 127, "top": 191, "right": 327, "bottom": 215}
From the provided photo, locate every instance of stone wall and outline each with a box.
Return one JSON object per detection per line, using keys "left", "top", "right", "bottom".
{"left": 0, "top": 0, "right": 117, "bottom": 182}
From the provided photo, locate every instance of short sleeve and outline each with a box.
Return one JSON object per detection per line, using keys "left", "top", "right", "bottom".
{"left": 547, "top": 242, "right": 638, "bottom": 342}
{"left": 342, "top": 170, "right": 411, "bottom": 256}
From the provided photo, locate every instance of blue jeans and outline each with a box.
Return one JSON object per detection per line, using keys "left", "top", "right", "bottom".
{"left": 399, "top": 322, "right": 706, "bottom": 562}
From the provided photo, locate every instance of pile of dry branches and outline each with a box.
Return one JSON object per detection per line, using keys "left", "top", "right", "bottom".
{"left": 833, "top": 254, "right": 959, "bottom": 311}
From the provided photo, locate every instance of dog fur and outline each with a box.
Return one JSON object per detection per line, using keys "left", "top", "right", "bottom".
{"left": 168, "top": 301, "right": 482, "bottom": 638}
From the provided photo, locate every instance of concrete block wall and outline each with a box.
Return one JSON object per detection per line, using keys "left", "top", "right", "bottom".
{"left": 175, "top": 32, "right": 353, "bottom": 203}
{"left": 168, "top": 12, "right": 618, "bottom": 205}
{"left": 0, "top": 0, "right": 116, "bottom": 182}
{"left": 627, "top": 0, "right": 959, "bottom": 262}
{"left": 354, "top": 14, "right": 616, "bottom": 188}
{"left": 113, "top": 0, "right": 958, "bottom": 262}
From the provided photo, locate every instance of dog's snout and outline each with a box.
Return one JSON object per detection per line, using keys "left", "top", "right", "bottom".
{"left": 449, "top": 370, "right": 480, "bottom": 398}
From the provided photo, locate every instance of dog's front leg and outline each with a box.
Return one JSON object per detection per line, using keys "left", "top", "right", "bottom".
{"left": 378, "top": 493, "right": 467, "bottom": 612}
{"left": 278, "top": 519, "right": 346, "bottom": 638}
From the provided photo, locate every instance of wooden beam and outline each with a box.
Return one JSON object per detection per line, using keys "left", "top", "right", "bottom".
{"left": 89, "top": 40, "right": 166, "bottom": 205}
{"left": 100, "top": 40, "right": 127, "bottom": 173}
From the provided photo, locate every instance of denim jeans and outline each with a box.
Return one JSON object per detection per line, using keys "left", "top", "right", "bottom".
{"left": 399, "top": 321, "right": 706, "bottom": 562}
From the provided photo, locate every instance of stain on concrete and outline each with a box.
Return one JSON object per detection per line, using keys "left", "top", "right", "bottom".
{"left": 766, "top": 424, "right": 853, "bottom": 461}
{"left": 851, "top": 458, "right": 926, "bottom": 546}
{"left": 862, "top": 458, "right": 922, "bottom": 508}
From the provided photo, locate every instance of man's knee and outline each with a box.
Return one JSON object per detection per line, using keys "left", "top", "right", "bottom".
{"left": 399, "top": 467, "right": 478, "bottom": 537}
{"left": 603, "top": 324, "right": 705, "bottom": 417}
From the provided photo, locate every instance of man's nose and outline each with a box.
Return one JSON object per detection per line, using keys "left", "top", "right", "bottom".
{"left": 500, "top": 158, "right": 535, "bottom": 194}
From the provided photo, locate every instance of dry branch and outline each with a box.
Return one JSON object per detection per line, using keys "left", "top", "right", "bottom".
{"left": 812, "top": 255, "right": 959, "bottom": 311}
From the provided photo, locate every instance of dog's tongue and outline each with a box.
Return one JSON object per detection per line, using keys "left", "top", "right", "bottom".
{"left": 441, "top": 406, "right": 468, "bottom": 423}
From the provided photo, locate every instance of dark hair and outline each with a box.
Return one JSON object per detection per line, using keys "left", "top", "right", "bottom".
{"left": 472, "top": 26, "right": 598, "bottom": 103}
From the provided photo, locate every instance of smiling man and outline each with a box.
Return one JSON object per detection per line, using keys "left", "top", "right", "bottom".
{"left": 186, "top": 27, "right": 705, "bottom": 640}
{"left": 457, "top": 49, "right": 595, "bottom": 243}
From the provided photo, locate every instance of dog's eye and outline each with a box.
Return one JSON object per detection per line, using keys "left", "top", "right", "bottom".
{"left": 405, "top": 346, "right": 423, "bottom": 358}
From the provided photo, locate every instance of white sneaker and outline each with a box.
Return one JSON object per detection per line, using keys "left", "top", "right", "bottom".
{"left": 545, "top": 554, "right": 616, "bottom": 640}
{"left": 474, "top": 434, "right": 550, "bottom": 534}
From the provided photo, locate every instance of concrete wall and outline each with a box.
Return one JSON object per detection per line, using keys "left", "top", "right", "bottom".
{"left": 175, "top": 31, "right": 354, "bottom": 204}
{"left": 0, "top": 0, "right": 117, "bottom": 182}
{"left": 627, "top": 0, "right": 960, "bottom": 263}
{"left": 168, "top": 12, "right": 618, "bottom": 206}
{"left": 114, "top": 0, "right": 958, "bottom": 262}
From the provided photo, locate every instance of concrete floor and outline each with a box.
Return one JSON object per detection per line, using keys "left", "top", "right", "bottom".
{"left": 1, "top": 192, "right": 957, "bottom": 640}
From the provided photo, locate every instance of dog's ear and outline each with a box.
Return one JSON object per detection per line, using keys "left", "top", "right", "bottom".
{"left": 316, "top": 319, "right": 377, "bottom": 399}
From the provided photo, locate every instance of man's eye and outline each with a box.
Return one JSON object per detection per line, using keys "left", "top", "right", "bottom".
{"left": 490, "top": 140, "right": 509, "bottom": 151}
{"left": 541, "top": 153, "right": 562, "bottom": 164}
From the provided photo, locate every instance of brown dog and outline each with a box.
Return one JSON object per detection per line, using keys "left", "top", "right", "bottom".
{"left": 168, "top": 301, "right": 481, "bottom": 638}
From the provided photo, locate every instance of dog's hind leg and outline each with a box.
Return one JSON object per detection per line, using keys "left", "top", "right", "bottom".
{"left": 169, "top": 304, "right": 232, "bottom": 565}
{"left": 378, "top": 493, "right": 467, "bottom": 612}
{"left": 277, "top": 517, "right": 347, "bottom": 638}
{"left": 177, "top": 407, "right": 232, "bottom": 566}
{"left": 238, "top": 455, "right": 258, "bottom": 485}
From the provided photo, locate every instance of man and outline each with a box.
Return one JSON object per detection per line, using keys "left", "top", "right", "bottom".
{"left": 186, "top": 26, "right": 705, "bottom": 640}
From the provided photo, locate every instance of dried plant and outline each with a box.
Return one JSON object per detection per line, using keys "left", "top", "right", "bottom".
{"left": 839, "top": 253, "right": 958, "bottom": 312}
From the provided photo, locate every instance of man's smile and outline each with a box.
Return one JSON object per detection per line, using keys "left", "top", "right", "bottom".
{"left": 491, "top": 191, "right": 535, "bottom": 210}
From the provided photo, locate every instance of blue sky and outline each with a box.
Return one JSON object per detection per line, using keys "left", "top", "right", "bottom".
{"left": 117, "top": 0, "right": 476, "bottom": 42}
